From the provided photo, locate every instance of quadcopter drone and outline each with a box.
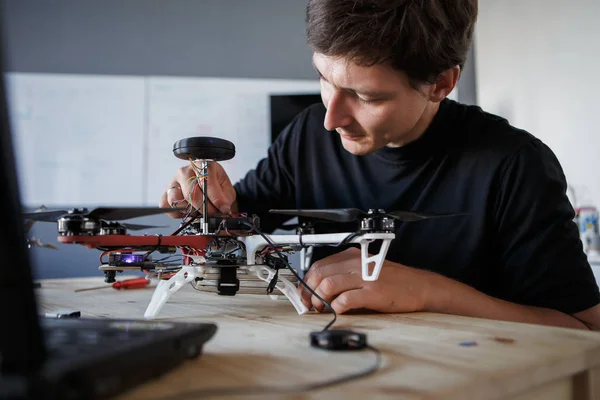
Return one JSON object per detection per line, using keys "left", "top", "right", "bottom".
{"left": 23, "top": 137, "right": 462, "bottom": 319}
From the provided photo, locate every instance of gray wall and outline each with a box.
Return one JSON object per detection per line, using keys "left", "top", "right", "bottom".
{"left": 2, "top": 0, "right": 314, "bottom": 79}
{"left": 459, "top": 44, "right": 477, "bottom": 106}
{"left": 3, "top": 0, "right": 477, "bottom": 280}
{"left": 1, "top": 0, "right": 476, "bottom": 101}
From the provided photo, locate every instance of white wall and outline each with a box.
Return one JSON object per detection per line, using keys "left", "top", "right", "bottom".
{"left": 6, "top": 73, "right": 321, "bottom": 208}
{"left": 475, "top": 0, "right": 600, "bottom": 208}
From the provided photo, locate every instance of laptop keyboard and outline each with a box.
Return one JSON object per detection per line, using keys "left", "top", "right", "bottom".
{"left": 43, "top": 326, "right": 145, "bottom": 358}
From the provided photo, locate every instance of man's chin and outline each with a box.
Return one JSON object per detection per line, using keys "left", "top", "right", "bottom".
{"left": 340, "top": 139, "right": 375, "bottom": 156}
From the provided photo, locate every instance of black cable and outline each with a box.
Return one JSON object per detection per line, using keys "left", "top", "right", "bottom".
{"left": 171, "top": 213, "right": 199, "bottom": 236}
{"left": 297, "top": 231, "right": 364, "bottom": 249}
{"left": 338, "top": 231, "right": 362, "bottom": 246}
{"left": 139, "top": 234, "right": 164, "bottom": 261}
{"left": 298, "top": 227, "right": 304, "bottom": 248}
{"left": 241, "top": 220, "right": 337, "bottom": 331}
{"left": 170, "top": 218, "right": 384, "bottom": 398}
{"left": 153, "top": 345, "right": 381, "bottom": 400}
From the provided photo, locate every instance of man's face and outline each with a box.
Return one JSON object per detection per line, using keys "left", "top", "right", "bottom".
{"left": 312, "top": 52, "right": 438, "bottom": 156}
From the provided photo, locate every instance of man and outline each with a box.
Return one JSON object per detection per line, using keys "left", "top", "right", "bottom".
{"left": 160, "top": 0, "right": 600, "bottom": 330}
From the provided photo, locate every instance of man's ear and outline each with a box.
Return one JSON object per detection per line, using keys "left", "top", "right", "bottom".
{"left": 429, "top": 66, "right": 461, "bottom": 102}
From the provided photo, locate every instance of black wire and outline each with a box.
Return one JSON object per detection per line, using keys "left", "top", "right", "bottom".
{"left": 139, "top": 234, "right": 164, "bottom": 261}
{"left": 338, "top": 231, "right": 362, "bottom": 246}
{"left": 168, "top": 218, "right": 384, "bottom": 398}
{"left": 171, "top": 213, "right": 199, "bottom": 236}
{"left": 298, "top": 231, "right": 365, "bottom": 249}
{"left": 241, "top": 220, "right": 338, "bottom": 331}
{"left": 153, "top": 345, "right": 381, "bottom": 399}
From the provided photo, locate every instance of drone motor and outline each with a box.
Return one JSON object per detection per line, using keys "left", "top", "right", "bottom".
{"left": 100, "top": 222, "right": 127, "bottom": 235}
{"left": 360, "top": 209, "right": 395, "bottom": 233}
{"left": 57, "top": 209, "right": 101, "bottom": 236}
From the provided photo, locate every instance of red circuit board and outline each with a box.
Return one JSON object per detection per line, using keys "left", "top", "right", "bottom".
{"left": 58, "top": 234, "right": 213, "bottom": 249}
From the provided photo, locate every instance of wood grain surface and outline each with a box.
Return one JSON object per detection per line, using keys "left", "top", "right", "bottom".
{"left": 36, "top": 277, "right": 600, "bottom": 400}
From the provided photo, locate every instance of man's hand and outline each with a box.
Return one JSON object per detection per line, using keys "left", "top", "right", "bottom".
{"left": 301, "top": 249, "right": 600, "bottom": 331}
{"left": 299, "top": 247, "right": 432, "bottom": 314}
{"left": 159, "top": 161, "right": 237, "bottom": 218}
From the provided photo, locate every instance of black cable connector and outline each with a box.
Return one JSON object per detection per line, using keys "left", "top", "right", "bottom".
{"left": 310, "top": 329, "right": 367, "bottom": 351}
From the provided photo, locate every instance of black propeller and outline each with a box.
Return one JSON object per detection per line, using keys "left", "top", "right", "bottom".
{"left": 22, "top": 206, "right": 184, "bottom": 223}
{"left": 87, "top": 207, "right": 183, "bottom": 221}
{"left": 24, "top": 205, "right": 48, "bottom": 232}
{"left": 270, "top": 208, "right": 364, "bottom": 223}
{"left": 118, "top": 222, "right": 166, "bottom": 231}
{"left": 269, "top": 208, "right": 467, "bottom": 223}
{"left": 23, "top": 209, "right": 69, "bottom": 222}
{"left": 385, "top": 210, "right": 467, "bottom": 221}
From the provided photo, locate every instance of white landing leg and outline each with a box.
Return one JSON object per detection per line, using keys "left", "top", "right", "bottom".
{"left": 248, "top": 265, "right": 308, "bottom": 315}
{"left": 144, "top": 266, "right": 204, "bottom": 319}
{"left": 360, "top": 238, "right": 392, "bottom": 281}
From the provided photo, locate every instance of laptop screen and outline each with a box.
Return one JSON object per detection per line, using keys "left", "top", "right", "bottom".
{"left": 0, "top": 18, "right": 47, "bottom": 374}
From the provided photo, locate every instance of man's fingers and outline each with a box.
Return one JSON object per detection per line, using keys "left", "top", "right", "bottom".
{"left": 170, "top": 162, "right": 234, "bottom": 215}
{"left": 166, "top": 182, "right": 184, "bottom": 204}
{"left": 330, "top": 289, "right": 369, "bottom": 314}
{"left": 160, "top": 161, "right": 235, "bottom": 220}
{"left": 300, "top": 249, "right": 361, "bottom": 307}
{"left": 301, "top": 262, "right": 353, "bottom": 308}
{"left": 176, "top": 167, "right": 204, "bottom": 210}
{"left": 159, "top": 182, "right": 188, "bottom": 218}
{"left": 215, "top": 163, "right": 237, "bottom": 211}
{"left": 304, "top": 248, "right": 360, "bottom": 287}
{"left": 310, "top": 273, "right": 363, "bottom": 313}
{"left": 204, "top": 162, "right": 236, "bottom": 214}
{"left": 159, "top": 191, "right": 181, "bottom": 219}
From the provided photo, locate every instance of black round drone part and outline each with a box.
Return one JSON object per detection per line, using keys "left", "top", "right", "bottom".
{"left": 309, "top": 330, "right": 367, "bottom": 351}
{"left": 173, "top": 137, "right": 235, "bottom": 161}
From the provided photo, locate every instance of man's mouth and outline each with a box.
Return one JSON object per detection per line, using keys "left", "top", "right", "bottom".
{"left": 337, "top": 129, "right": 364, "bottom": 141}
{"left": 340, "top": 133, "right": 364, "bottom": 141}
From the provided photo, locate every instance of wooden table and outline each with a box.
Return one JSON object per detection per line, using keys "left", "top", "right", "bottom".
{"left": 37, "top": 277, "right": 600, "bottom": 400}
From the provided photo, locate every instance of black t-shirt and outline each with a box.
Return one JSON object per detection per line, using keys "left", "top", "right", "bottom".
{"left": 234, "top": 98, "right": 600, "bottom": 314}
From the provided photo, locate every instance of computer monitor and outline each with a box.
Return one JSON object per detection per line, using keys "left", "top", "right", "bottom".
{"left": 269, "top": 93, "right": 321, "bottom": 143}
{"left": 0, "top": 18, "right": 47, "bottom": 374}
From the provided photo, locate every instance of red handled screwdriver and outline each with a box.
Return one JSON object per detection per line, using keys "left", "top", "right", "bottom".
{"left": 75, "top": 277, "right": 150, "bottom": 292}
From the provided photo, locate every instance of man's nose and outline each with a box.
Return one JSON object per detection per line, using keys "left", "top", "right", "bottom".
{"left": 323, "top": 91, "right": 353, "bottom": 131}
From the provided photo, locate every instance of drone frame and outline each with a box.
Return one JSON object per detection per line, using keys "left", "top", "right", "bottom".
{"left": 32, "top": 136, "right": 406, "bottom": 319}
{"left": 141, "top": 229, "right": 395, "bottom": 319}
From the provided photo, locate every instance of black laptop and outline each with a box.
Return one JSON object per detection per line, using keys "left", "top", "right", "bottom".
{"left": 0, "top": 21, "right": 217, "bottom": 400}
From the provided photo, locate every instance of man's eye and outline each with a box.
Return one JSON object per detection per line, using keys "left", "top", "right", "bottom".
{"left": 318, "top": 77, "right": 330, "bottom": 86}
{"left": 357, "top": 96, "right": 376, "bottom": 104}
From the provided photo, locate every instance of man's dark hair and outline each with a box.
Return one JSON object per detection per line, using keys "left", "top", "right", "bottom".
{"left": 306, "top": 0, "right": 478, "bottom": 87}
